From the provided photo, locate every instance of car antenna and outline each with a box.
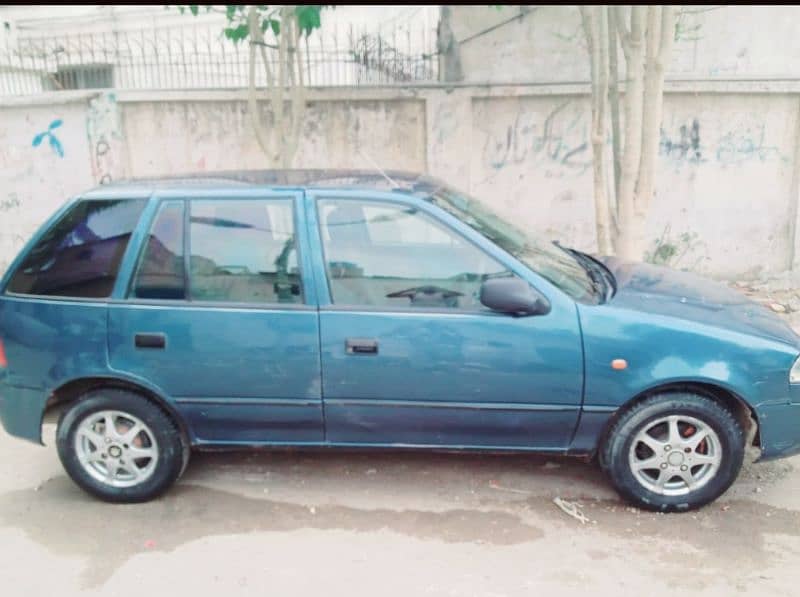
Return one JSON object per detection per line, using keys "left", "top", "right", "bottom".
{"left": 356, "top": 147, "right": 398, "bottom": 188}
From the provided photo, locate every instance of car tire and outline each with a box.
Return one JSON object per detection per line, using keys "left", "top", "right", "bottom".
{"left": 601, "top": 392, "right": 745, "bottom": 512}
{"left": 56, "top": 388, "right": 189, "bottom": 503}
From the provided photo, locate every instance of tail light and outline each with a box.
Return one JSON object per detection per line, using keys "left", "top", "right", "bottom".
{"left": 0, "top": 338, "right": 7, "bottom": 369}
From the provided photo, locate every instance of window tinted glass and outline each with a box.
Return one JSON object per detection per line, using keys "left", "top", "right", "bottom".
{"left": 189, "top": 199, "right": 302, "bottom": 304}
{"left": 7, "top": 199, "right": 146, "bottom": 298}
{"left": 319, "top": 199, "right": 513, "bottom": 309}
{"left": 131, "top": 201, "right": 186, "bottom": 300}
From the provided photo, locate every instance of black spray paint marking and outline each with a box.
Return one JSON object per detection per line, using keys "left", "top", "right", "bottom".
{"left": 660, "top": 118, "right": 702, "bottom": 163}
{"left": 482, "top": 101, "right": 591, "bottom": 175}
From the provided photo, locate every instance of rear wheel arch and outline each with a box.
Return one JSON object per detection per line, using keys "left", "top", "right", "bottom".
{"left": 43, "top": 376, "right": 192, "bottom": 446}
{"left": 598, "top": 381, "right": 759, "bottom": 466}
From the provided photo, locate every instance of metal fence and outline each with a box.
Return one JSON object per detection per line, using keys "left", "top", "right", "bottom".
{"left": 0, "top": 23, "right": 439, "bottom": 96}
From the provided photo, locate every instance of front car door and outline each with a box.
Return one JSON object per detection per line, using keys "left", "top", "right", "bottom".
{"left": 307, "top": 191, "right": 584, "bottom": 450}
{"left": 108, "top": 190, "right": 323, "bottom": 445}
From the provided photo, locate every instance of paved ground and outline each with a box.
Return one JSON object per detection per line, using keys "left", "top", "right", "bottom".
{"left": 0, "top": 424, "right": 799, "bottom": 597}
{"left": 3, "top": 279, "right": 800, "bottom": 596}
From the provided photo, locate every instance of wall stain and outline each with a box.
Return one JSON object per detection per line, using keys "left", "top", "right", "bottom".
{"left": 87, "top": 92, "right": 122, "bottom": 184}
{"left": 0, "top": 192, "right": 20, "bottom": 211}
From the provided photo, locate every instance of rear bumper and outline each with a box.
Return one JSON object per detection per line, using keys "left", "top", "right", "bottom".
{"left": 0, "top": 381, "right": 48, "bottom": 445}
{"left": 755, "top": 401, "right": 800, "bottom": 460}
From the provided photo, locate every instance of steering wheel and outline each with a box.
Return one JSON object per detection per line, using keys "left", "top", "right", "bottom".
{"left": 386, "top": 285, "right": 464, "bottom": 308}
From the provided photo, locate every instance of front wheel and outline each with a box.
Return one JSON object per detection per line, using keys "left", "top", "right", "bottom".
{"left": 601, "top": 392, "right": 745, "bottom": 512}
{"left": 56, "top": 389, "right": 188, "bottom": 503}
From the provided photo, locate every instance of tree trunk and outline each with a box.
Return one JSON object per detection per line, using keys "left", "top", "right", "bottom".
{"left": 244, "top": 6, "right": 308, "bottom": 169}
{"left": 634, "top": 6, "right": 675, "bottom": 240}
{"left": 580, "top": 6, "right": 613, "bottom": 255}
{"left": 614, "top": 6, "right": 647, "bottom": 261}
{"left": 607, "top": 6, "right": 622, "bottom": 213}
{"left": 247, "top": 6, "right": 274, "bottom": 164}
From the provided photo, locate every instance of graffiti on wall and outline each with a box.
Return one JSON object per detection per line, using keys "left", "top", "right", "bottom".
{"left": 715, "top": 124, "right": 782, "bottom": 166}
{"left": 31, "top": 119, "right": 65, "bottom": 158}
{"left": 87, "top": 92, "right": 124, "bottom": 184}
{"left": 481, "top": 101, "right": 591, "bottom": 177}
{"left": 660, "top": 118, "right": 784, "bottom": 168}
{"left": 660, "top": 119, "right": 702, "bottom": 164}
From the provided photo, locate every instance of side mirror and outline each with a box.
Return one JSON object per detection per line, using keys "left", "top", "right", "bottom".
{"left": 480, "top": 277, "right": 550, "bottom": 316}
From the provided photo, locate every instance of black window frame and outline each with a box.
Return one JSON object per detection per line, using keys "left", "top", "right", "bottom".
{"left": 126, "top": 199, "right": 188, "bottom": 301}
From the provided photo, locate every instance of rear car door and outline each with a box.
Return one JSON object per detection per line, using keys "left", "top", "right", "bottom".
{"left": 108, "top": 191, "right": 323, "bottom": 445}
{"left": 308, "top": 192, "right": 584, "bottom": 450}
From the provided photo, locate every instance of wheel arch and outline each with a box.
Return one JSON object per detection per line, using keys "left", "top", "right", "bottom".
{"left": 598, "top": 381, "right": 760, "bottom": 461}
{"left": 43, "top": 376, "right": 192, "bottom": 446}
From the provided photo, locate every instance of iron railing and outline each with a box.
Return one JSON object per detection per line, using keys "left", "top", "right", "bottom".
{"left": 0, "top": 23, "right": 439, "bottom": 96}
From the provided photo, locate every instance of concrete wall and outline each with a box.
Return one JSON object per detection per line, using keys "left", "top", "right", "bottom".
{"left": 1, "top": 83, "right": 799, "bottom": 280}
{"left": 451, "top": 5, "right": 800, "bottom": 83}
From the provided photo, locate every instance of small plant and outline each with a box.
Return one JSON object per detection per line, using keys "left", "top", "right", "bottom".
{"left": 645, "top": 225, "right": 703, "bottom": 268}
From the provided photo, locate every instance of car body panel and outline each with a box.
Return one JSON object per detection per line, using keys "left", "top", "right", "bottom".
{"left": 307, "top": 190, "right": 584, "bottom": 449}
{"left": 0, "top": 296, "right": 109, "bottom": 442}
{"left": 604, "top": 257, "right": 800, "bottom": 346}
{"left": 107, "top": 303, "right": 324, "bottom": 443}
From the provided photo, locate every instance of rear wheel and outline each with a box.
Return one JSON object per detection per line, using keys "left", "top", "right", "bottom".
{"left": 601, "top": 392, "right": 745, "bottom": 512}
{"left": 56, "top": 389, "right": 188, "bottom": 503}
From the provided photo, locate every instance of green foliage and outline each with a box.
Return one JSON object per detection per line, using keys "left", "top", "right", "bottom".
{"left": 172, "top": 5, "right": 327, "bottom": 45}
{"left": 645, "top": 228, "right": 703, "bottom": 267}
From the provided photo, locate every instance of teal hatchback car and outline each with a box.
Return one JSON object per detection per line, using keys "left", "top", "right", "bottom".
{"left": 1, "top": 170, "right": 799, "bottom": 511}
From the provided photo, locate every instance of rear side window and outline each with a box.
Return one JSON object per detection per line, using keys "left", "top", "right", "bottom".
{"left": 188, "top": 198, "right": 303, "bottom": 304}
{"left": 6, "top": 199, "right": 146, "bottom": 298}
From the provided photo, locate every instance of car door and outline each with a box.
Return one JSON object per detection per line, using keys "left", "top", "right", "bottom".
{"left": 308, "top": 191, "right": 584, "bottom": 449}
{"left": 108, "top": 191, "right": 323, "bottom": 445}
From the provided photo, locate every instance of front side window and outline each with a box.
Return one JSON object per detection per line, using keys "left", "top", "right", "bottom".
{"left": 189, "top": 199, "right": 302, "bottom": 304}
{"left": 423, "top": 182, "right": 600, "bottom": 303}
{"left": 7, "top": 199, "right": 146, "bottom": 298}
{"left": 318, "top": 199, "right": 513, "bottom": 310}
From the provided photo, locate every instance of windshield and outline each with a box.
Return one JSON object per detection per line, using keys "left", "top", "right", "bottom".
{"left": 421, "top": 181, "right": 599, "bottom": 302}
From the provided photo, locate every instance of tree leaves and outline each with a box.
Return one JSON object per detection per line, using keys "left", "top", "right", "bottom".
{"left": 174, "top": 5, "right": 326, "bottom": 42}
{"left": 295, "top": 6, "right": 322, "bottom": 36}
{"left": 224, "top": 23, "right": 249, "bottom": 44}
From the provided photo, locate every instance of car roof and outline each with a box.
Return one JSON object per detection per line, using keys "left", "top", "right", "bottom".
{"left": 80, "top": 169, "right": 447, "bottom": 200}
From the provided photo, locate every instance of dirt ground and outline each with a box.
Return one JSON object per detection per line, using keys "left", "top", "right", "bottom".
{"left": 1, "top": 280, "right": 800, "bottom": 596}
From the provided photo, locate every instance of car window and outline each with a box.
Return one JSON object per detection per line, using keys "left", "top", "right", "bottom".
{"left": 318, "top": 199, "right": 514, "bottom": 310}
{"left": 189, "top": 198, "right": 303, "bottom": 304}
{"left": 130, "top": 200, "right": 186, "bottom": 300}
{"left": 6, "top": 199, "right": 146, "bottom": 298}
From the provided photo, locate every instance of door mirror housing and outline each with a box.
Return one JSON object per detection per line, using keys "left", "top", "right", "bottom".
{"left": 480, "top": 277, "right": 550, "bottom": 316}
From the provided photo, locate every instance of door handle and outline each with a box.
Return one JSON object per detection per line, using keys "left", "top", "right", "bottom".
{"left": 345, "top": 338, "right": 378, "bottom": 355}
{"left": 135, "top": 333, "right": 166, "bottom": 349}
